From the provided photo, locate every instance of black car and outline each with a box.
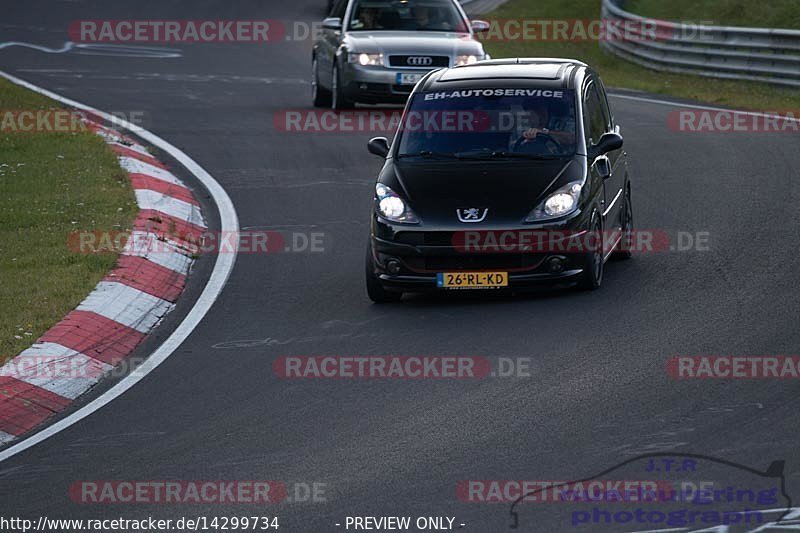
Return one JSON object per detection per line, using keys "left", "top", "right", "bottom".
{"left": 365, "top": 58, "right": 633, "bottom": 302}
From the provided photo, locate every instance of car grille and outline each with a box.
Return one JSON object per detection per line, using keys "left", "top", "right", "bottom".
{"left": 388, "top": 55, "right": 450, "bottom": 68}
{"left": 390, "top": 84, "right": 414, "bottom": 94}
{"left": 398, "top": 254, "right": 546, "bottom": 271}
{"left": 421, "top": 254, "right": 536, "bottom": 271}
{"left": 393, "top": 232, "right": 548, "bottom": 271}
{"left": 395, "top": 232, "right": 454, "bottom": 246}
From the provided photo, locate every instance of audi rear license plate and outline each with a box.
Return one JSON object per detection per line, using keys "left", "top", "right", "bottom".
{"left": 437, "top": 272, "right": 509, "bottom": 289}
{"left": 396, "top": 73, "right": 424, "bottom": 85}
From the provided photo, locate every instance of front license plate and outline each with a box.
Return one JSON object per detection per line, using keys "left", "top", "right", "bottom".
{"left": 396, "top": 73, "right": 424, "bottom": 85}
{"left": 437, "top": 272, "right": 509, "bottom": 289}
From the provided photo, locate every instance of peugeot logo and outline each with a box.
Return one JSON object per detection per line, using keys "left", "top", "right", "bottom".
{"left": 407, "top": 56, "right": 433, "bottom": 67}
{"left": 457, "top": 208, "right": 488, "bottom": 223}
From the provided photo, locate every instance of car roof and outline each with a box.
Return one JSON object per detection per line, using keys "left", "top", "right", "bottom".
{"left": 418, "top": 58, "right": 589, "bottom": 92}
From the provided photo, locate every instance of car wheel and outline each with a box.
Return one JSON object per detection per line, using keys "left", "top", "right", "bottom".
{"left": 365, "top": 242, "right": 402, "bottom": 303}
{"left": 311, "top": 57, "right": 332, "bottom": 108}
{"left": 613, "top": 186, "right": 633, "bottom": 260}
{"left": 578, "top": 213, "right": 604, "bottom": 291}
{"left": 331, "top": 63, "right": 354, "bottom": 110}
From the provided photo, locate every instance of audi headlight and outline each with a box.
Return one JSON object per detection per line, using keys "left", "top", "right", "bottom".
{"left": 455, "top": 54, "right": 479, "bottom": 66}
{"left": 375, "top": 183, "right": 419, "bottom": 224}
{"left": 348, "top": 53, "right": 383, "bottom": 66}
{"left": 525, "top": 181, "right": 583, "bottom": 222}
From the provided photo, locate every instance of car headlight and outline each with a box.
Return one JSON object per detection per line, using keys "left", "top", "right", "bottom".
{"left": 348, "top": 53, "right": 383, "bottom": 66}
{"left": 455, "top": 54, "right": 479, "bottom": 66}
{"left": 525, "top": 181, "right": 583, "bottom": 222}
{"left": 375, "top": 183, "right": 419, "bottom": 224}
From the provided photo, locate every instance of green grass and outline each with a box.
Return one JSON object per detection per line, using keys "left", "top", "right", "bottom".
{"left": 626, "top": 0, "right": 800, "bottom": 29}
{"left": 0, "top": 79, "right": 138, "bottom": 364}
{"left": 481, "top": 0, "right": 800, "bottom": 111}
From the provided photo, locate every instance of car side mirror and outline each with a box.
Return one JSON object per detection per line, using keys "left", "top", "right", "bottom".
{"left": 592, "top": 155, "right": 612, "bottom": 180}
{"left": 470, "top": 20, "right": 491, "bottom": 33}
{"left": 322, "top": 17, "right": 342, "bottom": 31}
{"left": 589, "top": 132, "right": 623, "bottom": 160}
{"left": 368, "top": 137, "right": 390, "bottom": 158}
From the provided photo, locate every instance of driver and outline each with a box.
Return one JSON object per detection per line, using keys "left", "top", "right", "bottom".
{"left": 516, "top": 100, "right": 574, "bottom": 151}
{"left": 358, "top": 7, "right": 382, "bottom": 29}
{"left": 415, "top": 5, "right": 452, "bottom": 30}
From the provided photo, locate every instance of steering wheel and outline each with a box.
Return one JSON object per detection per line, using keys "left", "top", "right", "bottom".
{"left": 514, "top": 132, "right": 563, "bottom": 155}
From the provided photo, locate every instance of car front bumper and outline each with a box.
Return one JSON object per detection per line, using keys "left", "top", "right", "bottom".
{"left": 368, "top": 221, "right": 592, "bottom": 292}
{"left": 341, "top": 63, "right": 437, "bottom": 104}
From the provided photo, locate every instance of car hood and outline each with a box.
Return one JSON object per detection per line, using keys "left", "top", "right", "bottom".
{"left": 344, "top": 31, "right": 484, "bottom": 56}
{"left": 389, "top": 157, "right": 584, "bottom": 227}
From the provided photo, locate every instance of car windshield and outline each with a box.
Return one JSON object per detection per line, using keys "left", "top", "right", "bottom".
{"left": 396, "top": 88, "right": 578, "bottom": 159}
{"left": 349, "top": 0, "right": 468, "bottom": 32}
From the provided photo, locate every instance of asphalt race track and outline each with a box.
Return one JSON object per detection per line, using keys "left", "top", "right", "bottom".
{"left": 1, "top": 1, "right": 800, "bottom": 531}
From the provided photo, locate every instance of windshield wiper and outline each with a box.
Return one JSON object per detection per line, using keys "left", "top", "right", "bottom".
{"left": 491, "top": 151, "right": 567, "bottom": 160}
{"left": 397, "top": 150, "right": 460, "bottom": 159}
{"left": 455, "top": 150, "right": 567, "bottom": 160}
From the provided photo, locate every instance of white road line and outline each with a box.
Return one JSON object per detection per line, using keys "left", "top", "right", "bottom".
{"left": 118, "top": 156, "right": 185, "bottom": 185}
{"left": 0, "top": 70, "right": 239, "bottom": 463}
{"left": 609, "top": 92, "right": 800, "bottom": 124}
{"left": 0, "top": 41, "right": 182, "bottom": 58}
{"left": 134, "top": 189, "right": 205, "bottom": 227}
{"left": 1, "top": 342, "right": 112, "bottom": 400}
{"left": 77, "top": 282, "right": 174, "bottom": 333}
{"left": 0, "top": 41, "right": 73, "bottom": 53}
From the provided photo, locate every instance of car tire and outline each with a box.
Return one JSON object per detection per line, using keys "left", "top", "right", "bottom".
{"left": 312, "top": 57, "right": 332, "bottom": 108}
{"left": 578, "top": 213, "right": 604, "bottom": 291}
{"left": 366, "top": 241, "right": 402, "bottom": 303}
{"left": 331, "top": 63, "right": 355, "bottom": 110}
{"left": 613, "top": 185, "right": 633, "bottom": 260}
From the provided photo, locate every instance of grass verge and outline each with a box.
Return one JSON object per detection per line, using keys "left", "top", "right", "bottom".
{"left": 0, "top": 78, "right": 138, "bottom": 364}
{"left": 626, "top": 0, "right": 800, "bottom": 29}
{"left": 481, "top": 0, "right": 800, "bottom": 111}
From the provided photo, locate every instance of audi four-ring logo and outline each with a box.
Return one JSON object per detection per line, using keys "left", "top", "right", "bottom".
{"left": 407, "top": 56, "right": 433, "bottom": 66}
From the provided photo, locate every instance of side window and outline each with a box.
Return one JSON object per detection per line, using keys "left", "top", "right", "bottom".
{"left": 331, "top": 0, "right": 348, "bottom": 19}
{"left": 583, "top": 82, "right": 608, "bottom": 146}
{"left": 595, "top": 77, "right": 614, "bottom": 130}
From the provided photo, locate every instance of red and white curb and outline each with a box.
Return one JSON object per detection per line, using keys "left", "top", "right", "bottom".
{"left": 0, "top": 71, "right": 236, "bottom": 463}
{"left": 0, "top": 120, "right": 206, "bottom": 444}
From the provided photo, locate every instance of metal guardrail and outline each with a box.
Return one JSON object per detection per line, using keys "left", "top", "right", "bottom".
{"left": 600, "top": 0, "right": 800, "bottom": 87}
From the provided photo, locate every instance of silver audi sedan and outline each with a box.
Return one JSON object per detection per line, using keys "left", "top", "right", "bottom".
{"left": 312, "top": 0, "right": 489, "bottom": 109}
